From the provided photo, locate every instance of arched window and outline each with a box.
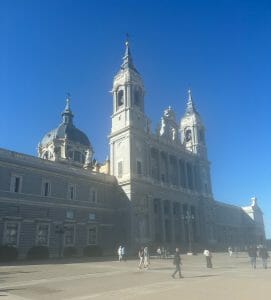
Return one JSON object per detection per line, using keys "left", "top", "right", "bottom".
{"left": 117, "top": 90, "right": 124, "bottom": 108}
{"left": 42, "top": 151, "right": 49, "bottom": 159}
{"left": 74, "top": 151, "right": 81, "bottom": 162}
{"left": 185, "top": 129, "right": 192, "bottom": 142}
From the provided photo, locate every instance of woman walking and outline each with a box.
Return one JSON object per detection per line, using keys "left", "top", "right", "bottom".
{"left": 171, "top": 248, "right": 183, "bottom": 278}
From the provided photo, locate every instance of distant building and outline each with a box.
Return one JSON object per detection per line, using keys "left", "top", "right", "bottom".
{"left": 0, "top": 41, "right": 265, "bottom": 257}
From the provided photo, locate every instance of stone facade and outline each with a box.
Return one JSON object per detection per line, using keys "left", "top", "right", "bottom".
{"left": 0, "top": 41, "right": 266, "bottom": 258}
{"left": 0, "top": 148, "right": 128, "bottom": 257}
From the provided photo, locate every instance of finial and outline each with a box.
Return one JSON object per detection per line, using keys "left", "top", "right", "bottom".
{"left": 62, "top": 92, "right": 74, "bottom": 124}
{"left": 120, "top": 34, "right": 138, "bottom": 73}
{"left": 188, "top": 89, "right": 192, "bottom": 102}
{"left": 65, "top": 92, "right": 71, "bottom": 110}
{"left": 125, "top": 33, "right": 130, "bottom": 46}
{"left": 185, "top": 88, "right": 197, "bottom": 115}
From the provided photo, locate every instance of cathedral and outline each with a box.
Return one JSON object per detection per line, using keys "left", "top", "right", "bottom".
{"left": 0, "top": 41, "right": 265, "bottom": 257}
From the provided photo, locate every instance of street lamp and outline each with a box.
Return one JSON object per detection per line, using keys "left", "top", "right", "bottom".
{"left": 182, "top": 211, "right": 194, "bottom": 255}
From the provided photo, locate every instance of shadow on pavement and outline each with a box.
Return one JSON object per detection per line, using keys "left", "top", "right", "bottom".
{"left": 0, "top": 256, "right": 118, "bottom": 267}
{"left": 0, "top": 288, "right": 25, "bottom": 297}
{"left": 184, "top": 274, "right": 219, "bottom": 278}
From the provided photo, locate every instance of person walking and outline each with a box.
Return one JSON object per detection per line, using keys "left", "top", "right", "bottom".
{"left": 248, "top": 245, "right": 257, "bottom": 269}
{"left": 171, "top": 248, "right": 183, "bottom": 278}
{"left": 203, "top": 249, "right": 213, "bottom": 268}
{"left": 228, "top": 246, "right": 233, "bottom": 257}
{"left": 121, "top": 245, "right": 126, "bottom": 261}
{"left": 117, "top": 245, "right": 122, "bottom": 262}
{"left": 258, "top": 246, "right": 269, "bottom": 269}
{"left": 143, "top": 246, "right": 150, "bottom": 269}
{"left": 157, "top": 247, "right": 162, "bottom": 259}
{"left": 138, "top": 247, "right": 144, "bottom": 269}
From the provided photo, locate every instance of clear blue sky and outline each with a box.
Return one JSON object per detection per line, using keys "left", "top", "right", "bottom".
{"left": 1, "top": 0, "right": 270, "bottom": 237}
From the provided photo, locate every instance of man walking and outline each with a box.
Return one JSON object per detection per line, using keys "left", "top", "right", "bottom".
{"left": 171, "top": 248, "right": 183, "bottom": 278}
{"left": 248, "top": 245, "right": 257, "bottom": 269}
{"left": 117, "top": 245, "right": 122, "bottom": 262}
{"left": 138, "top": 247, "right": 144, "bottom": 269}
{"left": 121, "top": 245, "right": 126, "bottom": 261}
{"left": 203, "top": 249, "right": 213, "bottom": 268}
{"left": 259, "top": 245, "right": 269, "bottom": 269}
{"left": 143, "top": 246, "right": 150, "bottom": 269}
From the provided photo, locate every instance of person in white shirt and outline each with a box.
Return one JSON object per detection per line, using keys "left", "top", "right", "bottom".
{"left": 117, "top": 245, "right": 122, "bottom": 262}
{"left": 203, "top": 249, "right": 213, "bottom": 268}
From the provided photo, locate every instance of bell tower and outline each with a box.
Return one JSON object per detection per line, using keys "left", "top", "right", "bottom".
{"left": 109, "top": 40, "right": 149, "bottom": 185}
{"left": 180, "top": 90, "right": 212, "bottom": 195}
{"left": 180, "top": 89, "right": 207, "bottom": 158}
{"left": 111, "top": 40, "right": 148, "bottom": 133}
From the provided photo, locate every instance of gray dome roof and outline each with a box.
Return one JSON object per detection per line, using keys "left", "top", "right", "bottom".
{"left": 40, "top": 98, "right": 91, "bottom": 148}
{"left": 41, "top": 123, "right": 91, "bottom": 147}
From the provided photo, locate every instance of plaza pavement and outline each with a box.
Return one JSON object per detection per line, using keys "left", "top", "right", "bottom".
{"left": 0, "top": 252, "right": 270, "bottom": 300}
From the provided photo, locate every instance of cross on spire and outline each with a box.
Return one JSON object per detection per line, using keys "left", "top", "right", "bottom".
{"left": 121, "top": 34, "right": 138, "bottom": 73}
{"left": 185, "top": 89, "right": 197, "bottom": 115}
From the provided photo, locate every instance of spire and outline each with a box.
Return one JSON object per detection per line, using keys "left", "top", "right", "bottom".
{"left": 185, "top": 89, "right": 197, "bottom": 115}
{"left": 120, "top": 37, "right": 138, "bottom": 73}
{"left": 62, "top": 93, "right": 74, "bottom": 124}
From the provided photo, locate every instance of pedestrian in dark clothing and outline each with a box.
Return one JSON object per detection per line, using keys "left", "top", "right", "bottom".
{"left": 259, "top": 246, "right": 269, "bottom": 269}
{"left": 203, "top": 249, "right": 213, "bottom": 268}
{"left": 248, "top": 245, "right": 257, "bottom": 269}
{"left": 171, "top": 248, "right": 183, "bottom": 278}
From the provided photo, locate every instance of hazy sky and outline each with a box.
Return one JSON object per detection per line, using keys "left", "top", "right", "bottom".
{"left": 1, "top": 0, "right": 271, "bottom": 237}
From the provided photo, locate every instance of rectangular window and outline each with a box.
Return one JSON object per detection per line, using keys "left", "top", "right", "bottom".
{"left": 42, "top": 180, "right": 51, "bottom": 197}
{"left": 10, "top": 175, "right": 22, "bottom": 193}
{"left": 87, "top": 226, "right": 97, "bottom": 245}
{"left": 90, "top": 189, "right": 97, "bottom": 203}
{"left": 66, "top": 210, "right": 74, "bottom": 219}
{"left": 4, "top": 222, "right": 19, "bottom": 247}
{"left": 89, "top": 213, "right": 96, "bottom": 221}
{"left": 64, "top": 224, "right": 75, "bottom": 246}
{"left": 68, "top": 184, "right": 76, "bottom": 200}
{"left": 136, "top": 161, "right": 142, "bottom": 175}
{"left": 118, "top": 161, "right": 123, "bottom": 178}
{"left": 173, "top": 203, "right": 180, "bottom": 216}
{"left": 36, "top": 224, "right": 50, "bottom": 246}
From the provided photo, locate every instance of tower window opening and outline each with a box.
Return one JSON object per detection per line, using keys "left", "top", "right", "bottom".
{"left": 74, "top": 151, "right": 81, "bottom": 162}
{"left": 134, "top": 90, "right": 140, "bottom": 106}
{"left": 136, "top": 161, "right": 142, "bottom": 175}
{"left": 185, "top": 129, "right": 192, "bottom": 142}
{"left": 117, "top": 90, "right": 124, "bottom": 108}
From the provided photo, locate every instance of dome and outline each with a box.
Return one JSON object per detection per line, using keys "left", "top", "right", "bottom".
{"left": 40, "top": 97, "right": 91, "bottom": 148}
{"left": 40, "top": 123, "right": 91, "bottom": 147}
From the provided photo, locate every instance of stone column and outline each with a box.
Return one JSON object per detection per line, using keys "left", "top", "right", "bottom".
{"left": 157, "top": 150, "right": 161, "bottom": 182}
{"left": 180, "top": 204, "right": 185, "bottom": 243}
{"left": 184, "top": 161, "right": 189, "bottom": 189}
{"left": 161, "top": 199, "right": 166, "bottom": 243}
{"left": 148, "top": 197, "right": 155, "bottom": 242}
{"left": 165, "top": 153, "right": 169, "bottom": 183}
{"left": 170, "top": 201, "right": 175, "bottom": 245}
{"left": 175, "top": 157, "right": 180, "bottom": 187}
{"left": 147, "top": 144, "right": 151, "bottom": 178}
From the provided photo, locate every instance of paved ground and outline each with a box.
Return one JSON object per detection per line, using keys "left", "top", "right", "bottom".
{"left": 0, "top": 253, "right": 270, "bottom": 300}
